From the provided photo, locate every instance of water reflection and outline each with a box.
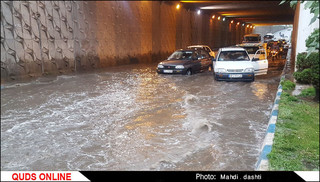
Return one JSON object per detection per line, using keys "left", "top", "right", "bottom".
{"left": 251, "top": 82, "right": 268, "bottom": 100}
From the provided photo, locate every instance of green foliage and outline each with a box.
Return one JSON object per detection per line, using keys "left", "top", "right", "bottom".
{"left": 287, "top": 95, "right": 299, "bottom": 102}
{"left": 281, "top": 80, "right": 296, "bottom": 90}
{"left": 294, "top": 68, "right": 313, "bottom": 83}
{"left": 299, "top": 87, "right": 316, "bottom": 97}
{"left": 294, "top": 52, "right": 319, "bottom": 90}
{"left": 306, "top": 29, "right": 320, "bottom": 57}
{"left": 295, "top": 53, "right": 314, "bottom": 71}
{"left": 279, "top": 0, "right": 298, "bottom": 8}
{"left": 306, "top": 29, "right": 319, "bottom": 49}
{"left": 304, "top": 1, "right": 320, "bottom": 26}
{"left": 268, "top": 92, "right": 320, "bottom": 170}
{"left": 280, "top": 1, "right": 319, "bottom": 56}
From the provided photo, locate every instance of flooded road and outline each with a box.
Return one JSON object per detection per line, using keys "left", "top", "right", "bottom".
{"left": 1, "top": 62, "right": 284, "bottom": 171}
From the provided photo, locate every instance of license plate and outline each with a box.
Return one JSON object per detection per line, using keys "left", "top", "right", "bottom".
{"left": 163, "top": 70, "right": 173, "bottom": 73}
{"left": 229, "top": 74, "right": 242, "bottom": 78}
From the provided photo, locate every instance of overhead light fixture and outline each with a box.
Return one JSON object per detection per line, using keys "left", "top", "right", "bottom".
{"left": 176, "top": 4, "right": 180, "bottom": 10}
{"left": 197, "top": 10, "right": 201, "bottom": 15}
{"left": 250, "top": 25, "right": 253, "bottom": 28}
{"left": 242, "top": 23, "right": 245, "bottom": 26}
{"left": 212, "top": 15, "right": 215, "bottom": 19}
{"left": 231, "top": 20, "right": 234, "bottom": 24}
{"left": 247, "top": 25, "right": 249, "bottom": 28}
{"left": 218, "top": 16, "right": 221, "bottom": 20}
{"left": 222, "top": 17, "right": 226, "bottom": 21}
{"left": 237, "top": 22, "right": 240, "bottom": 25}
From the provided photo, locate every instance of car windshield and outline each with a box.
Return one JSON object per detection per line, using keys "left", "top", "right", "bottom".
{"left": 218, "top": 51, "right": 250, "bottom": 61}
{"left": 243, "top": 47, "right": 259, "bottom": 54}
{"left": 244, "top": 36, "right": 259, "bottom": 42}
{"left": 168, "top": 51, "right": 193, "bottom": 60}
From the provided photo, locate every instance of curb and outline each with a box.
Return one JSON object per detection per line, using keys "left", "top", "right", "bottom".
{"left": 255, "top": 49, "right": 291, "bottom": 171}
{"left": 255, "top": 80, "right": 284, "bottom": 170}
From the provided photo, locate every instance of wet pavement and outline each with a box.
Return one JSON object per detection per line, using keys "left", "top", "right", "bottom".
{"left": 1, "top": 59, "right": 285, "bottom": 171}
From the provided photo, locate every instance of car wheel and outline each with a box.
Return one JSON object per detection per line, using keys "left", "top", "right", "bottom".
{"left": 186, "top": 69, "right": 192, "bottom": 75}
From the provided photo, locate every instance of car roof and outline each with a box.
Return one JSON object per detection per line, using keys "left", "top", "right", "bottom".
{"left": 237, "top": 43, "right": 262, "bottom": 48}
{"left": 220, "top": 47, "right": 246, "bottom": 51}
{"left": 187, "top": 45, "right": 209, "bottom": 48}
{"left": 177, "top": 48, "right": 196, "bottom": 52}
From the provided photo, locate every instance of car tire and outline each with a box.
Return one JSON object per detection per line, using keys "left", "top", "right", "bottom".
{"left": 186, "top": 69, "right": 192, "bottom": 76}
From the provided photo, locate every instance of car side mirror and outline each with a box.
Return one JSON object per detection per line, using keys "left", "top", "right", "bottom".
{"left": 252, "top": 58, "right": 259, "bottom": 61}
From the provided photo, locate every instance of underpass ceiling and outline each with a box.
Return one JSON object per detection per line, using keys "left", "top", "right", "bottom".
{"left": 180, "top": 1, "right": 295, "bottom": 26}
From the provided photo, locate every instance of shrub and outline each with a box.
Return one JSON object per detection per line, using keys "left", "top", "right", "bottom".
{"left": 299, "top": 87, "right": 316, "bottom": 97}
{"left": 281, "top": 80, "right": 296, "bottom": 91}
{"left": 293, "top": 68, "right": 313, "bottom": 83}
{"left": 287, "top": 95, "right": 299, "bottom": 102}
{"left": 294, "top": 52, "right": 319, "bottom": 101}
{"left": 295, "top": 52, "right": 319, "bottom": 71}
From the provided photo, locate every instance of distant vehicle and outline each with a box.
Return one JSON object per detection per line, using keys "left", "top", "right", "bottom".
{"left": 237, "top": 34, "right": 263, "bottom": 48}
{"left": 213, "top": 47, "right": 268, "bottom": 81}
{"left": 236, "top": 45, "right": 262, "bottom": 60}
{"left": 187, "top": 45, "right": 215, "bottom": 58}
{"left": 267, "top": 40, "right": 288, "bottom": 60}
{"left": 263, "top": 33, "right": 274, "bottom": 43}
{"left": 242, "top": 34, "right": 262, "bottom": 43}
{"left": 157, "top": 49, "right": 212, "bottom": 75}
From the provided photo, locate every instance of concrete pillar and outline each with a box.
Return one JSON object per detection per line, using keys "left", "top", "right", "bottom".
{"left": 291, "top": 1, "right": 300, "bottom": 73}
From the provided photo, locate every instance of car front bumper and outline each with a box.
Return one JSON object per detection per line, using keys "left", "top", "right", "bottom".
{"left": 215, "top": 73, "right": 254, "bottom": 81}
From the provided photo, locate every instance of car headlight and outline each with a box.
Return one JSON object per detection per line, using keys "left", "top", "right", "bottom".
{"left": 244, "top": 68, "right": 254, "bottom": 72}
{"left": 217, "top": 68, "right": 226, "bottom": 73}
{"left": 158, "top": 64, "right": 164, "bottom": 69}
{"left": 175, "top": 65, "right": 184, "bottom": 69}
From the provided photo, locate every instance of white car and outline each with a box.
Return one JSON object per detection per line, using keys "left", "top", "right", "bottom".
{"left": 187, "top": 45, "right": 215, "bottom": 58}
{"left": 214, "top": 47, "right": 268, "bottom": 81}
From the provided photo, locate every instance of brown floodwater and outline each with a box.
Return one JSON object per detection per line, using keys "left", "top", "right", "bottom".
{"left": 1, "top": 62, "right": 283, "bottom": 170}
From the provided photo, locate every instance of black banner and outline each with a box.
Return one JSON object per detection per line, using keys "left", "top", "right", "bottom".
{"left": 80, "top": 171, "right": 306, "bottom": 182}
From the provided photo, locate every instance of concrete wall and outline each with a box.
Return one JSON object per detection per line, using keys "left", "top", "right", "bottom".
{"left": 295, "top": 1, "right": 319, "bottom": 55}
{"left": 1, "top": 1, "right": 248, "bottom": 80}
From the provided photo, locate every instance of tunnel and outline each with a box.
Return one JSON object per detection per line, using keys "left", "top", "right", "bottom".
{"left": 2, "top": 1, "right": 318, "bottom": 172}
{"left": 0, "top": 1, "right": 296, "bottom": 81}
